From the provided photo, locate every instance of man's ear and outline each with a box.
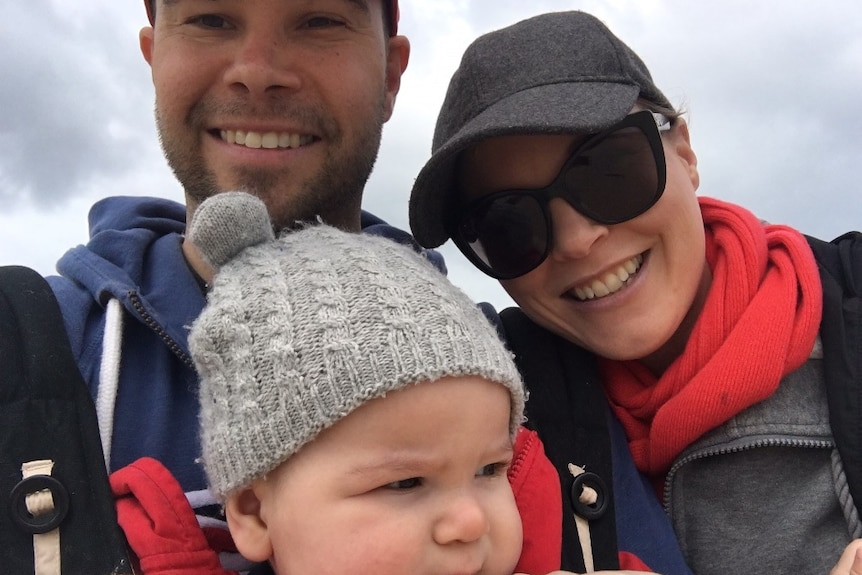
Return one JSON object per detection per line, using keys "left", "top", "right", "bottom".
{"left": 140, "top": 26, "right": 155, "bottom": 66}
{"left": 225, "top": 486, "right": 273, "bottom": 563}
{"left": 382, "top": 35, "right": 410, "bottom": 122}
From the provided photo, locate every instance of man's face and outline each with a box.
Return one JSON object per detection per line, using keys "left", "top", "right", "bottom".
{"left": 139, "top": 0, "right": 409, "bottom": 231}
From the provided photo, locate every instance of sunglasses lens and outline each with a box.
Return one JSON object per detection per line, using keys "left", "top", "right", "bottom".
{"left": 453, "top": 112, "right": 665, "bottom": 279}
{"left": 563, "top": 125, "right": 661, "bottom": 223}
{"left": 459, "top": 194, "right": 548, "bottom": 279}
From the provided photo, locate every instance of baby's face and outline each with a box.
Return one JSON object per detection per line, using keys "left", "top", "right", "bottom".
{"left": 231, "top": 375, "right": 522, "bottom": 575}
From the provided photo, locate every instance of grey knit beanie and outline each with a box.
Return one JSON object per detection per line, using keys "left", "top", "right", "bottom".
{"left": 187, "top": 192, "right": 525, "bottom": 500}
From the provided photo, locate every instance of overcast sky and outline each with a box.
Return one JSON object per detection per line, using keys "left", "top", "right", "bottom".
{"left": 2, "top": 0, "right": 860, "bottom": 310}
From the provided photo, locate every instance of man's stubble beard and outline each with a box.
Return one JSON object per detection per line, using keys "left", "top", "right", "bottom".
{"left": 156, "top": 96, "right": 385, "bottom": 232}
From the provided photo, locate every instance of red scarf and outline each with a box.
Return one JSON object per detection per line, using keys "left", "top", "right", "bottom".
{"left": 599, "top": 197, "right": 822, "bottom": 481}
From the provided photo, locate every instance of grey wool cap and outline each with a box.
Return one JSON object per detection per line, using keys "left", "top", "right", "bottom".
{"left": 409, "top": 10, "right": 672, "bottom": 248}
{"left": 187, "top": 192, "right": 525, "bottom": 501}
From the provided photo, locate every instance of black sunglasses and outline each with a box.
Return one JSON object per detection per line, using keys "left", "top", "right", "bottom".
{"left": 449, "top": 110, "right": 670, "bottom": 280}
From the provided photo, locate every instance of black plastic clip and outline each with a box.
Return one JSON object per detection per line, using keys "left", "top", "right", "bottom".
{"left": 10, "top": 475, "right": 69, "bottom": 534}
{"left": 570, "top": 471, "right": 609, "bottom": 520}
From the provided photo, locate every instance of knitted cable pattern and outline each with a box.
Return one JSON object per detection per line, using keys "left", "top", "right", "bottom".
{"left": 187, "top": 192, "right": 525, "bottom": 500}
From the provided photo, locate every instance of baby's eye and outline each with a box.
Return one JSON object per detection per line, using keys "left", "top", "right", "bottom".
{"left": 385, "top": 477, "right": 422, "bottom": 490}
{"left": 476, "top": 462, "right": 508, "bottom": 478}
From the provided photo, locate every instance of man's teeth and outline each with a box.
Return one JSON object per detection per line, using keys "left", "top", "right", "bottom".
{"left": 220, "top": 129, "right": 312, "bottom": 149}
{"left": 573, "top": 254, "right": 643, "bottom": 301}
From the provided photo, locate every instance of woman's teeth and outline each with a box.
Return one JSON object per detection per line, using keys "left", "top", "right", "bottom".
{"left": 572, "top": 254, "right": 643, "bottom": 301}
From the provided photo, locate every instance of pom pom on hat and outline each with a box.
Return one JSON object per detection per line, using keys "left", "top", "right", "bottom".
{"left": 187, "top": 191, "right": 275, "bottom": 270}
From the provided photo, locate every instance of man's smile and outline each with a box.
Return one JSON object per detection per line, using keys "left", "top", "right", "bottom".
{"left": 218, "top": 129, "right": 316, "bottom": 150}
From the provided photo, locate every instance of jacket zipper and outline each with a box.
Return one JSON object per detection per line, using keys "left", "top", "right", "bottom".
{"left": 663, "top": 436, "right": 833, "bottom": 512}
{"left": 128, "top": 291, "right": 195, "bottom": 369}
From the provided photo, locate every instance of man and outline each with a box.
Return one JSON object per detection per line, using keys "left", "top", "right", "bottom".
{"left": 47, "top": 0, "right": 410, "bottom": 504}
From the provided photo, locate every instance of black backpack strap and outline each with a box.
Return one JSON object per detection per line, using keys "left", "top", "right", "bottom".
{"left": 806, "top": 232, "right": 862, "bottom": 518}
{"left": 499, "top": 306, "right": 618, "bottom": 571}
{"left": 0, "top": 266, "right": 132, "bottom": 573}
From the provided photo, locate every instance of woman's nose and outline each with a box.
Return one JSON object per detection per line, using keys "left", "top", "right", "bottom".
{"left": 547, "top": 197, "right": 609, "bottom": 261}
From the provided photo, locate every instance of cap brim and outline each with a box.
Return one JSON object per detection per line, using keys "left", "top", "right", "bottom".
{"left": 410, "top": 81, "right": 640, "bottom": 248}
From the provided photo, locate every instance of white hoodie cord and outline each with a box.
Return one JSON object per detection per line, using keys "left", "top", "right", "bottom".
{"left": 96, "top": 298, "right": 123, "bottom": 470}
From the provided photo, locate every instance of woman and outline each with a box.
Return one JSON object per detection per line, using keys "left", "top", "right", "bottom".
{"left": 409, "top": 10, "right": 861, "bottom": 575}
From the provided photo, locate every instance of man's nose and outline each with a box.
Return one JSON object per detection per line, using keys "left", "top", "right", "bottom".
{"left": 222, "top": 30, "right": 303, "bottom": 95}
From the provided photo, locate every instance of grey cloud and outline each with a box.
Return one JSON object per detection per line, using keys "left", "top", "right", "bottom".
{"left": 0, "top": 2, "right": 154, "bottom": 211}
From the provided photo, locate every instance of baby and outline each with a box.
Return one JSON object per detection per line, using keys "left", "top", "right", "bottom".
{"left": 186, "top": 192, "right": 560, "bottom": 574}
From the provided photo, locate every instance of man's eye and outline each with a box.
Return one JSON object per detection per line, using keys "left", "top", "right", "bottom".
{"left": 305, "top": 16, "right": 346, "bottom": 29}
{"left": 190, "top": 14, "right": 231, "bottom": 29}
{"left": 385, "top": 477, "right": 422, "bottom": 490}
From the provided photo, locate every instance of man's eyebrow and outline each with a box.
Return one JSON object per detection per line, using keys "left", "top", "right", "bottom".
{"left": 159, "top": 0, "right": 219, "bottom": 7}
{"left": 160, "top": 0, "right": 373, "bottom": 16}
{"left": 324, "top": 0, "right": 372, "bottom": 17}
{"left": 162, "top": 0, "right": 372, "bottom": 14}
{"left": 344, "top": 0, "right": 371, "bottom": 15}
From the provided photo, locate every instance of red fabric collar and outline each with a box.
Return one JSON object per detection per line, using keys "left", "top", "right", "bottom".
{"left": 600, "top": 197, "right": 822, "bottom": 480}
{"left": 111, "top": 457, "right": 238, "bottom": 575}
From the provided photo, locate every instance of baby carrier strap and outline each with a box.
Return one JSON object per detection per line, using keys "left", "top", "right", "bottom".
{"left": 806, "top": 232, "right": 862, "bottom": 518}
{"left": 499, "top": 306, "right": 619, "bottom": 572}
{"left": 0, "top": 265, "right": 132, "bottom": 574}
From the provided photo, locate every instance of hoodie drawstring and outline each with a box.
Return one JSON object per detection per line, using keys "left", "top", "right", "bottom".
{"left": 834, "top": 449, "right": 862, "bottom": 538}
{"left": 97, "top": 297, "right": 123, "bottom": 470}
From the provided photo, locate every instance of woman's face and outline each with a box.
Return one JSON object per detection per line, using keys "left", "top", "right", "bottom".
{"left": 458, "top": 119, "right": 710, "bottom": 368}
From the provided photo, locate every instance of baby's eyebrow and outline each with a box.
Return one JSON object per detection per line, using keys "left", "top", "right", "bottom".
{"left": 345, "top": 451, "right": 439, "bottom": 478}
{"left": 346, "top": 438, "right": 515, "bottom": 478}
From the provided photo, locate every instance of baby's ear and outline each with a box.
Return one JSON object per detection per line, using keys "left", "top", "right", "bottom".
{"left": 225, "top": 485, "right": 273, "bottom": 562}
